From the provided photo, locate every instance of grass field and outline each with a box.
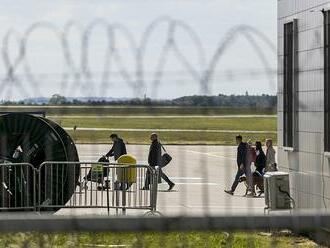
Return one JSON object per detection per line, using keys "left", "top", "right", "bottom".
{"left": 67, "top": 130, "right": 277, "bottom": 145}
{"left": 0, "top": 105, "right": 276, "bottom": 116}
{"left": 1, "top": 106, "right": 277, "bottom": 145}
{"left": 53, "top": 117, "right": 276, "bottom": 131}
{"left": 0, "top": 232, "right": 320, "bottom": 248}
{"left": 57, "top": 116, "right": 277, "bottom": 145}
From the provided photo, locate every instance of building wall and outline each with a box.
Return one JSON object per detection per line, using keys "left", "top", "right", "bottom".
{"left": 278, "top": 0, "right": 330, "bottom": 209}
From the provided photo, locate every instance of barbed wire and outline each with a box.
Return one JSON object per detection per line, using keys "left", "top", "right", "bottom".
{"left": 0, "top": 16, "right": 276, "bottom": 99}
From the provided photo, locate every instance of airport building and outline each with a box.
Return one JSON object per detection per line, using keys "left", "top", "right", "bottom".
{"left": 278, "top": 0, "right": 330, "bottom": 209}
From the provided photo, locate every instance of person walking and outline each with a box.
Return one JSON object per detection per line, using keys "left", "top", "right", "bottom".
{"left": 245, "top": 140, "right": 255, "bottom": 195}
{"left": 265, "top": 138, "right": 276, "bottom": 172}
{"left": 253, "top": 141, "right": 266, "bottom": 194}
{"left": 105, "top": 133, "right": 127, "bottom": 160}
{"left": 254, "top": 141, "right": 266, "bottom": 175}
{"left": 224, "top": 135, "right": 254, "bottom": 196}
{"left": 143, "top": 133, "right": 175, "bottom": 191}
{"left": 104, "top": 134, "right": 128, "bottom": 190}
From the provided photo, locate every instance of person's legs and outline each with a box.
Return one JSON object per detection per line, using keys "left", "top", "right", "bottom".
{"left": 230, "top": 168, "right": 244, "bottom": 192}
{"left": 160, "top": 169, "right": 175, "bottom": 190}
{"left": 244, "top": 163, "right": 254, "bottom": 194}
{"left": 161, "top": 172, "right": 174, "bottom": 185}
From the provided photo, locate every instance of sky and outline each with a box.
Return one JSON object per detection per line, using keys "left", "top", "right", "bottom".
{"left": 0, "top": 0, "right": 277, "bottom": 100}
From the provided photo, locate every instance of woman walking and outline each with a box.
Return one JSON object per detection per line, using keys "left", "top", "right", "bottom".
{"left": 245, "top": 140, "right": 256, "bottom": 196}
{"left": 265, "top": 138, "right": 277, "bottom": 172}
{"left": 254, "top": 141, "right": 266, "bottom": 194}
{"left": 255, "top": 141, "right": 266, "bottom": 175}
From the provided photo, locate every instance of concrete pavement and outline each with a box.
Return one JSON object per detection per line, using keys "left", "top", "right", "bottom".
{"left": 57, "top": 144, "right": 266, "bottom": 216}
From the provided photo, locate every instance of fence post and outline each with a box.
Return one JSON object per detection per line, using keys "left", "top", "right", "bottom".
{"left": 37, "top": 162, "right": 44, "bottom": 213}
{"left": 151, "top": 166, "right": 159, "bottom": 212}
{"left": 33, "top": 167, "right": 37, "bottom": 212}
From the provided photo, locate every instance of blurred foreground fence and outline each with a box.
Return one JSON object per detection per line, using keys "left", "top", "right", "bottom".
{"left": 0, "top": 17, "right": 277, "bottom": 99}
{"left": 1, "top": 161, "right": 330, "bottom": 246}
{"left": 0, "top": 213, "right": 329, "bottom": 233}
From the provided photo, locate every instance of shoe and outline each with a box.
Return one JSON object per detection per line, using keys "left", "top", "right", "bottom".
{"left": 246, "top": 191, "right": 256, "bottom": 197}
{"left": 257, "top": 190, "right": 264, "bottom": 197}
{"left": 168, "top": 183, "right": 175, "bottom": 191}
{"left": 224, "top": 189, "right": 234, "bottom": 195}
{"left": 141, "top": 187, "right": 149, "bottom": 190}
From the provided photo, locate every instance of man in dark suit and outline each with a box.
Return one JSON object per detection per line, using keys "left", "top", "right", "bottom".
{"left": 105, "top": 133, "right": 127, "bottom": 160}
{"left": 224, "top": 135, "right": 252, "bottom": 196}
{"left": 143, "top": 133, "right": 175, "bottom": 191}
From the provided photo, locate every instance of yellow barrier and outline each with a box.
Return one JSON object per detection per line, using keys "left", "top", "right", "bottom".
{"left": 116, "top": 154, "right": 137, "bottom": 183}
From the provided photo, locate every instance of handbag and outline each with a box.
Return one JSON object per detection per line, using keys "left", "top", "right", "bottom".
{"left": 160, "top": 143, "right": 172, "bottom": 168}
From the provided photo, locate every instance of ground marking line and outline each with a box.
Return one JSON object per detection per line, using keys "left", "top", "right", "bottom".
{"left": 185, "top": 150, "right": 236, "bottom": 161}
{"left": 169, "top": 177, "right": 204, "bottom": 180}
{"left": 155, "top": 206, "right": 264, "bottom": 209}
{"left": 167, "top": 182, "right": 221, "bottom": 186}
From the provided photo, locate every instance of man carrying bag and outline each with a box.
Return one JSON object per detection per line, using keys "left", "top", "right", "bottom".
{"left": 160, "top": 142, "right": 172, "bottom": 168}
{"left": 143, "top": 133, "right": 175, "bottom": 191}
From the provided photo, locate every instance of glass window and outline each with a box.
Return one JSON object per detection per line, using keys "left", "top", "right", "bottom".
{"left": 283, "top": 22, "right": 294, "bottom": 148}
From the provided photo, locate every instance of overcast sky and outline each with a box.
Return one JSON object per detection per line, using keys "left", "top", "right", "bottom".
{"left": 0, "top": 0, "right": 277, "bottom": 100}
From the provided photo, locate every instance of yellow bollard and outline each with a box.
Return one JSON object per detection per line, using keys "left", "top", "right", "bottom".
{"left": 116, "top": 154, "right": 137, "bottom": 183}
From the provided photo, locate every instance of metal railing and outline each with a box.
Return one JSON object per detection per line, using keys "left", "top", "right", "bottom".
{"left": 0, "top": 162, "right": 159, "bottom": 215}
{"left": 0, "top": 163, "right": 37, "bottom": 211}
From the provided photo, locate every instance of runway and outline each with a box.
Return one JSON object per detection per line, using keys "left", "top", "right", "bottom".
{"left": 58, "top": 144, "right": 266, "bottom": 216}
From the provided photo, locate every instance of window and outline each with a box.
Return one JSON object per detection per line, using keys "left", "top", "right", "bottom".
{"left": 283, "top": 21, "right": 295, "bottom": 148}
{"left": 324, "top": 11, "right": 330, "bottom": 152}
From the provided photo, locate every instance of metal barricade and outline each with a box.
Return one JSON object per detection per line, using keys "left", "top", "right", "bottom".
{"left": 38, "top": 162, "right": 159, "bottom": 215}
{"left": 0, "top": 163, "right": 36, "bottom": 211}
{"left": 0, "top": 161, "right": 159, "bottom": 215}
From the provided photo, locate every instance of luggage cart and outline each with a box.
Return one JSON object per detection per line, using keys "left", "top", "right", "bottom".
{"left": 79, "top": 156, "right": 110, "bottom": 191}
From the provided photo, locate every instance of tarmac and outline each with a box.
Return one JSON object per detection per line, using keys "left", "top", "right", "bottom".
{"left": 57, "top": 144, "right": 266, "bottom": 216}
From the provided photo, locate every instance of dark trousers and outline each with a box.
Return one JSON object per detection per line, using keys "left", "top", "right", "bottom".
{"left": 231, "top": 167, "right": 245, "bottom": 192}
{"left": 160, "top": 170, "right": 174, "bottom": 186}
{"left": 144, "top": 168, "right": 173, "bottom": 188}
{"left": 231, "top": 165, "right": 253, "bottom": 192}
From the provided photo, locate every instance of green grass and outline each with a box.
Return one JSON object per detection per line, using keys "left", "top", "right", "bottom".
{"left": 53, "top": 117, "right": 276, "bottom": 131}
{"left": 1, "top": 106, "right": 277, "bottom": 145}
{"left": 68, "top": 130, "right": 277, "bottom": 145}
{"left": 60, "top": 116, "right": 277, "bottom": 145}
{"left": 0, "top": 105, "right": 276, "bottom": 116}
{"left": 0, "top": 232, "right": 320, "bottom": 248}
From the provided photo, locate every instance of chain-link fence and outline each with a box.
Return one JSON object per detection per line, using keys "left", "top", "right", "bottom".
{"left": 0, "top": 1, "right": 329, "bottom": 246}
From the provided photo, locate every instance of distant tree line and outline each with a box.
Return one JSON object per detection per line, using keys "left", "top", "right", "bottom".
{"left": 172, "top": 94, "right": 277, "bottom": 108}
{"left": 1, "top": 93, "right": 277, "bottom": 108}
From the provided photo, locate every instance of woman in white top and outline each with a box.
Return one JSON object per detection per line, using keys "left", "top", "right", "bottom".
{"left": 265, "top": 138, "right": 277, "bottom": 172}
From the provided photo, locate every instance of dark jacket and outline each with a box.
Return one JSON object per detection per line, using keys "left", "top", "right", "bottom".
{"left": 106, "top": 138, "right": 127, "bottom": 160}
{"left": 255, "top": 149, "right": 266, "bottom": 174}
{"left": 148, "top": 140, "right": 161, "bottom": 167}
{"left": 237, "top": 142, "right": 247, "bottom": 167}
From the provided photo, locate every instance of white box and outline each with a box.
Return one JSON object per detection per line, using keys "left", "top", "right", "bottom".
{"left": 264, "top": 171, "right": 291, "bottom": 210}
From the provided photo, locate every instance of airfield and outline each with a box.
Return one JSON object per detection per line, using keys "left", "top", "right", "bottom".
{"left": 0, "top": 106, "right": 274, "bottom": 216}
{"left": 58, "top": 144, "right": 266, "bottom": 216}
